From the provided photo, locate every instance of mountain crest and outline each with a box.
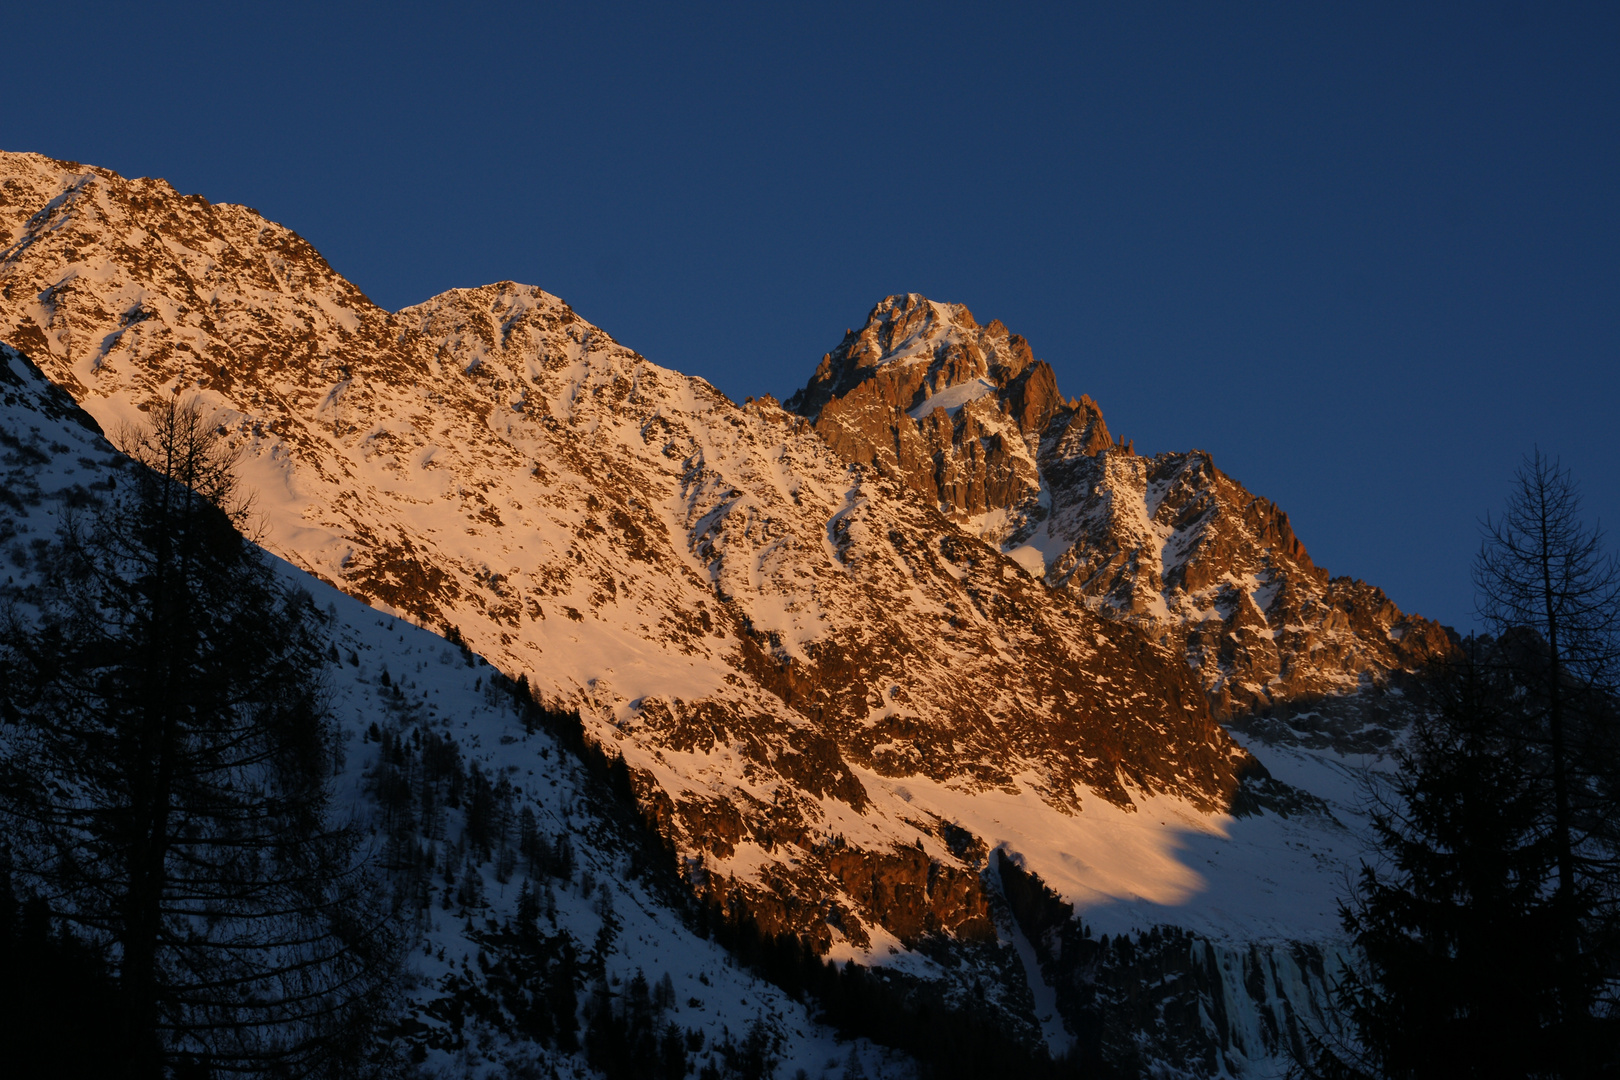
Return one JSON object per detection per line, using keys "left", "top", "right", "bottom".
{"left": 789, "top": 292, "right": 1455, "bottom": 722}
{"left": 787, "top": 293, "right": 1063, "bottom": 426}
{"left": 786, "top": 294, "right": 1084, "bottom": 520}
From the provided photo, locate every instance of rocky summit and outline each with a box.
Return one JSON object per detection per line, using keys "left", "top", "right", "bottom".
{"left": 788, "top": 293, "right": 1455, "bottom": 729}
{"left": 0, "top": 151, "right": 1456, "bottom": 1075}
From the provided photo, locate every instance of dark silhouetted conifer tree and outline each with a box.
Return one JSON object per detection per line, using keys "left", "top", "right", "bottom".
{"left": 0, "top": 399, "right": 402, "bottom": 1077}
{"left": 1304, "top": 656, "right": 1572, "bottom": 1079}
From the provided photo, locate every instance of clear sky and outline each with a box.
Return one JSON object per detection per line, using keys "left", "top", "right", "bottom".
{"left": 3, "top": 2, "right": 1615, "bottom": 634}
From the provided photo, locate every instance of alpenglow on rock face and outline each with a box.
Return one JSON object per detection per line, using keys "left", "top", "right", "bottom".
{"left": 786, "top": 294, "right": 1088, "bottom": 517}
{"left": 786, "top": 293, "right": 1454, "bottom": 724}
{"left": 0, "top": 150, "right": 1247, "bottom": 936}
{"left": 1, "top": 150, "right": 1452, "bottom": 1074}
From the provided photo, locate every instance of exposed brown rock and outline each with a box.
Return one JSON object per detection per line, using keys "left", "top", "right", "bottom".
{"left": 791, "top": 295, "right": 1458, "bottom": 723}
{"left": 785, "top": 294, "right": 1055, "bottom": 517}
{"left": 825, "top": 844, "right": 993, "bottom": 943}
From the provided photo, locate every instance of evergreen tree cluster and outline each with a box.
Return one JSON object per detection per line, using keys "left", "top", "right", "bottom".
{"left": 362, "top": 719, "right": 580, "bottom": 921}
{"left": 357, "top": 665, "right": 694, "bottom": 1071}
{"left": 1309, "top": 658, "right": 1570, "bottom": 1077}
{"left": 398, "top": 890, "right": 585, "bottom": 1062}
{"left": 1307, "top": 452, "right": 1620, "bottom": 1080}
{"left": 0, "top": 399, "right": 401, "bottom": 1078}
{"left": 484, "top": 680, "right": 1108, "bottom": 1079}
{"left": 582, "top": 969, "right": 697, "bottom": 1080}
{"left": 0, "top": 859, "right": 137, "bottom": 1076}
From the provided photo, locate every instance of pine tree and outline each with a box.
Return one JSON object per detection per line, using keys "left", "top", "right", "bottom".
{"left": 0, "top": 857, "right": 135, "bottom": 1076}
{"left": 0, "top": 398, "right": 401, "bottom": 1077}
{"left": 1474, "top": 450, "right": 1620, "bottom": 1068}
{"left": 1304, "top": 655, "right": 1567, "bottom": 1079}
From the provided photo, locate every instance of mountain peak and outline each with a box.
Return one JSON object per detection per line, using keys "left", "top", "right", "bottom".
{"left": 843, "top": 293, "right": 979, "bottom": 364}
{"left": 786, "top": 293, "right": 1049, "bottom": 422}
{"left": 782, "top": 293, "right": 1453, "bottom": 723}
{"left": 785, "top": 295, "right": 1079, "bottom": 523}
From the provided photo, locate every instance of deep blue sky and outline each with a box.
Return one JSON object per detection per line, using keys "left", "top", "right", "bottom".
{"left": 4, "top": 2, "right": 1616, "bottom": 633}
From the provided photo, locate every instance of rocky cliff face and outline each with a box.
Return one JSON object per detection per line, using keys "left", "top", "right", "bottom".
{"left": 787, "top": 294, "right": 1456, "bottom": 724}
{"left": 786, "top": 294, "right": 1098, "bottom": 518}
{"left": 997, "top": 852, "right": 1344, "bottom": 1077}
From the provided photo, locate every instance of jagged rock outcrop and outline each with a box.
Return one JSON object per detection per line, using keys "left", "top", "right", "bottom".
{"left": 786, "top": 294, "right": 1100, "bottom": 517}
{"left": 788, "top": 294, "right": 1456, "bottom": 722}
{"left": 1034, "top": 443, "right": 1456, "bottom": 718}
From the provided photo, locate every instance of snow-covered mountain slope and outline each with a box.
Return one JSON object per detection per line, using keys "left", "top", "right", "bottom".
{"left": 787, "top": 294, "right": 1455, "bottom": 725}
{"left": 0, "top": 151, "right": 1427, "bottom": 1075}
{"left": 0, "top": 341, "right": 919, "bottom": 1079}
{"left": 0, "top": 150, "right": 1252, "bottom": 930}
